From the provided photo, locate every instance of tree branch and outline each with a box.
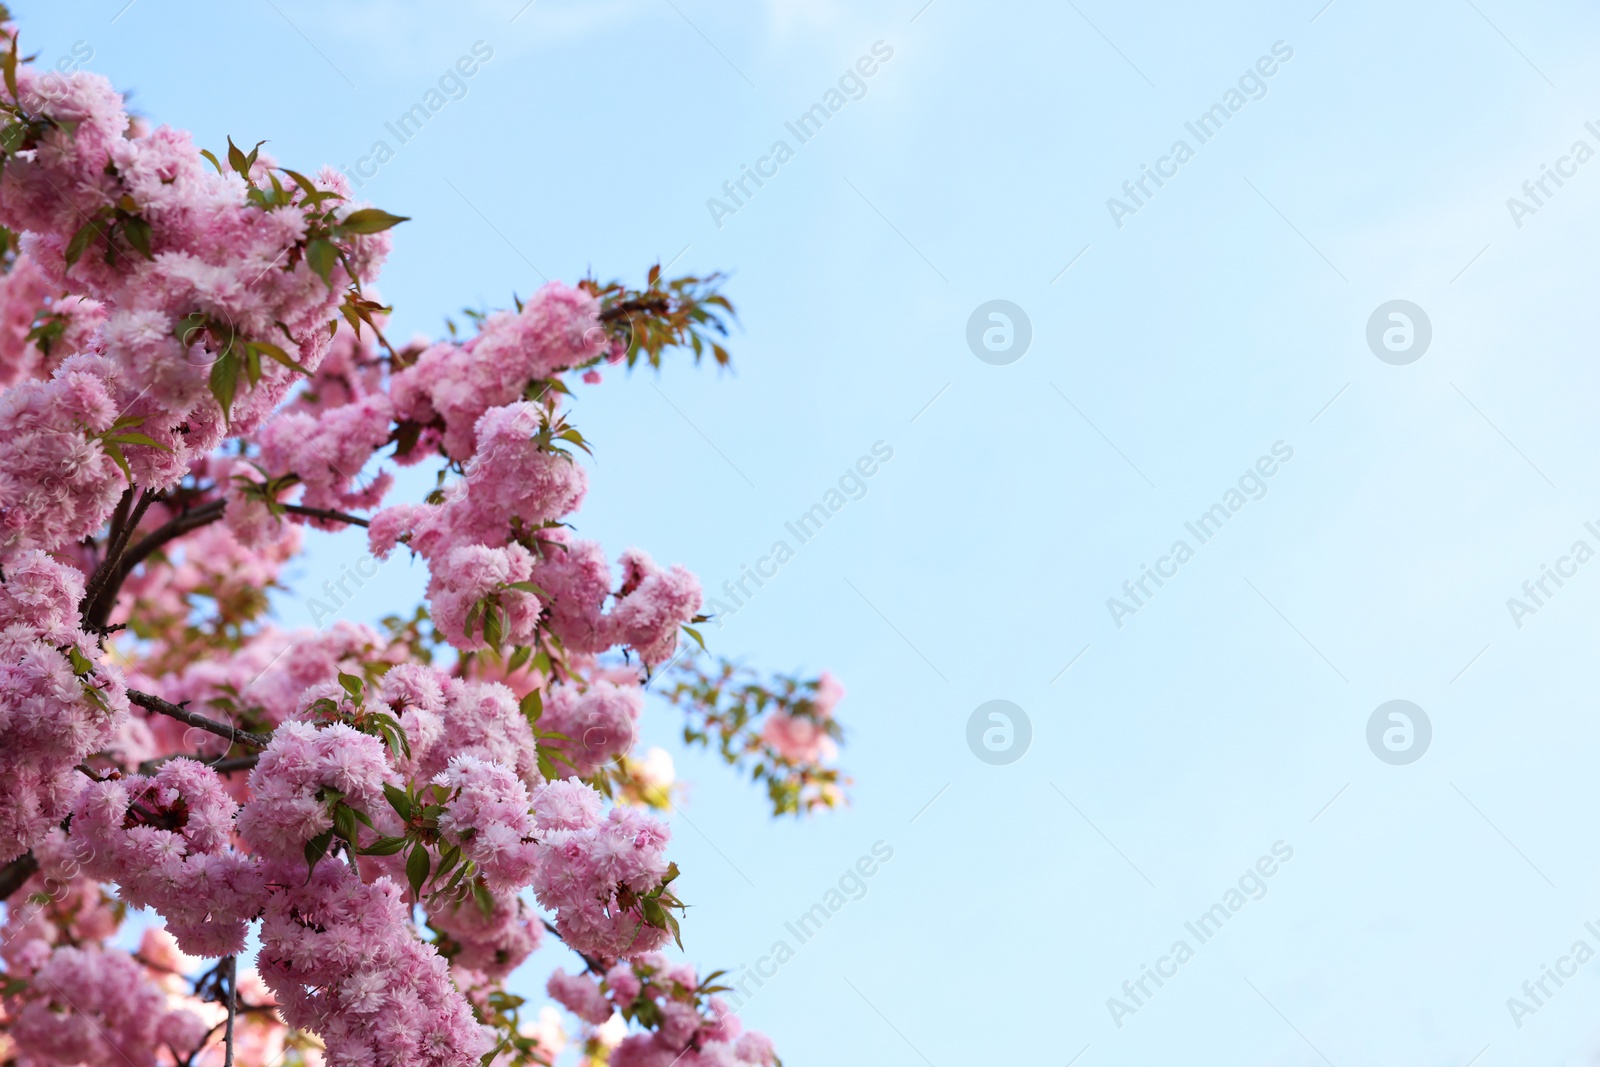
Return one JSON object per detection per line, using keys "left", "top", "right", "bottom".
{"left": 104, "top": 484, "right": 135, "bottom": 557}
{"left": 0, "top": 850, "right": 38, "bottom": 902}
{"left": 541, "top": 918, "right": 606, "bottom": 974}
{"left": 222, "top": 954, "right": 237, "bottom": 1067}
{"left": 139, "top": 751, "right": 261, "bottom": 777}
{"left": 79, "top": 487, "right": 159, "bottom": 630}
{"left": 128, "top": 689, "right": 271, "bottom": 750}
{"left": 80, "top": 497, "right": 367, "bottom": 631}
{"left": 281, "top": 503, "right": 369, "bottom": 528}
{"left": 83, "top": 496, "right": 227, "bottom": 631}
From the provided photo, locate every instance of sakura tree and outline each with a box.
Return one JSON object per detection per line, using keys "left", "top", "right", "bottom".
{"left": 0, "top": 16, "right": 847, "bottom": 1067}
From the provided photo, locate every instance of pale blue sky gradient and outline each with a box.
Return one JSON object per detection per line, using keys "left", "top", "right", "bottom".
{"left": 27, "top": 1, "right": 1600, "bottom": 1063}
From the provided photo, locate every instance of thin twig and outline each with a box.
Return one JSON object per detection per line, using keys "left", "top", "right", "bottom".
{"left": 540, "top": 918, "right": 606, "bottom": 974}
{"left": 222, "top": 955, "right": 237, "bottom": 1067}
{"left": 281, "top": 503, "right": 369, "bottom": 527}
{"left": 128, "top": 690, "right": 271, "bottom": 750}
{"left": 138, "top": 751, "right": 261, "bottom": 776}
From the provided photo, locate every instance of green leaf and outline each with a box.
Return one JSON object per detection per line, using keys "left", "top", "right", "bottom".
{"left": 505, "top": 579, "right": 551, "bottom": 599}
{"left": 208, "top": 350, "right": 239, "bottom": 424}
{"left": 121, "top": 215, "right": 154, "bottom": 259}
{"left": 331, "top": 802, "right": 358, "bottom": 843}
{"left": 304, "top": 829, "right": 334, "bottom": 871}
{"left": 383, "top": 782, "right": 412, "bottom": 821}
{"left": 358, "top": 835, "right": 409, "bottom": 857}
{"left": 198, "top": 148, "right": 223, "bottom": 175}
{"left": 99, "top": 440, "right": 129, "bottom": 480}
{"left": 173, "top": 311, "right": 206, "bottom": 348}
{"left": 339, "top": 208, "right": 410, "bottom": 234}
{"left": 518, "top": 689, "right": 542, "bottom": 726}
{"left": 481, "top": 604, "right": 504, "bottom": 648}
{"left": 472, "top": 880, "right": 495, "bottom": 920}
{"left": 682, "top": 625, "right": 707, "bottom": 652}
{"left": 242, "top": 343, "right": 261, "bottom": 387}
{"left": 2, "top": 34, "right": 17, "bottom": 105}
{"left": 64, "top": 218, "right": 99, "bottom": 268}
{"left": 406, "top": 842, "right": 430, "bottom": 899}
{"left": 337, "top": 671, "right": 363, "bottom": 701}
{"left": 106, "top": 432, "right": 169, "bottom": 451}
{"left": 435, "top": 843, "right": 460, "bottom": 881}
{"left": 250, "top": 340, "right": 310, "bottom": 375}
{"left": 440, "top": 859, "right": 471, "bottom": 897}
{"left": 282, "top": 168, "right": 330, "bottom": 202}
{"left": 306, "top": 238, "right": 337, "bottom": 287}
{"left": 226, "top": 136, "right": 249, "bottom": 177}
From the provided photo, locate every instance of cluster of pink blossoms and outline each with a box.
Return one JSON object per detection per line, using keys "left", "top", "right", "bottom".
{"left": 71, "top": 757, "right": 258, "bottom": 957}
{"left": 433, "top": 756, "right": 537, "bottom": 889}
{"left": 8, "top": 945, "right": 197, "bottom": 1067}
{"left": 1, "top": 835, "right": 216, "bottom": 1067}
{"left": 0, "top": 550, "right": 129, "bottom": 864}
{"left": 256, "top": 858, "right": 486, "bottom": 1067}
{"left": 249, "top": 392, "right": 395, "bottom": 522}
{"left": 543, "top": 956, "right": 777, "bottom": 1067}
{"left": 378, "top": 664, "right": 542, "bottom": 785}
{"left": 0, "top": 250, "right": 104, "bottom": 389}
{"left": 367, "top": 397, "right": 701, "bottom": 660}
{"left": 389, "top": 283, "right": 608, "bottom": 460}
{"left": 541, "top": 680, "right": 644, "bottom": 777}
{"left": 0, "top": 29, "right": 835, "bottom": 1067}
{"left": 760, "top": 671, "right": 844, "bottom": 765}
{"left": 528, "top": 779, "right": 677, "bottom": 958}
{"left": 0, "top": 355, "right": 126, "bottom": 556}
{"left": 0, "top": 63, "right": 391, "bottom": 542}
{"left": 236, "top": 714, "right": 391, "bottom": 861}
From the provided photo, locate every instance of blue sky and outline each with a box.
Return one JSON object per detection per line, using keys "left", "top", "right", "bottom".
{"left": 30, "top": 0, "right": 1600, "bottom": 1062}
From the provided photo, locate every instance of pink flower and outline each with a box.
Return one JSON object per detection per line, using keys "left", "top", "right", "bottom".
{"left": 760, "top": 714, "right": 837, "bottom": 765}
{"left": 541, "top": 681, "right": 642, "bottom": 777}
{"left": 604, "top": 549, "right": 702, "bottom": 666}
{"left": 547, "top": 969, "right": 612, "bottom": 1025}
